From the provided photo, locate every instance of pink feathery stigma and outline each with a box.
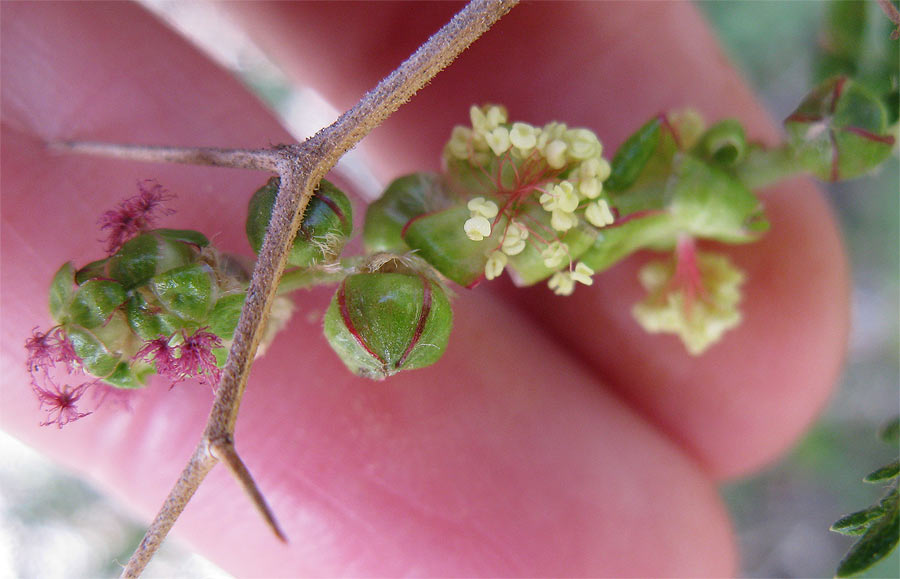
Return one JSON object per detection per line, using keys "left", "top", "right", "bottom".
{"left": 98, "top": 180, "right": 175, "bottom": 254}
{"left": 32, "top": 381, "right": 93, "bottom": 429}
{"left": 134, "top": 335, "right": 181, "bottom": 380}
{"left": 25, "top": 327, "right": 81, "bottom": 374}
{"left": 175, "top": 328, "right": 223, "bottom": 386}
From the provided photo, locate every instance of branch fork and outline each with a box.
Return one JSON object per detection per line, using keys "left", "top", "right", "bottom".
{"left": 53, "top": 1, "right": 518, "bottom": 576}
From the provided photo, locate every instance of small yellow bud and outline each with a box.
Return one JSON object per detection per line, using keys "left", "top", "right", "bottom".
{"left": 485, "top": 126, "right": 511, "bottom": 156}
{"left": 509, "top": 122, "right": 538, "bottom": 151}
{"left": 565, "top": 128, "right": 602, "bottom": 161}
{"left": 578, "top": 177, "right": 603, "bottom": 199}
{"left": 446, "top": 126, "right": 473, "bottom": 160}
{"left": 545, "top": 139, "right": 568, "bottom": 169}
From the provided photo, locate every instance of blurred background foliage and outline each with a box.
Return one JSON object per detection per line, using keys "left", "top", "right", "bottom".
{"left": 1, "top": 1, "right": 897, "bottom": 577}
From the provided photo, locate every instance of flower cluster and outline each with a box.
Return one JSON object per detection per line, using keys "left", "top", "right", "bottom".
{"left": 632, "top": 238, "right": 744, "bottom": 355}
{"left": 447, "top": 105, "right": 612, "bottom": 295}
{"left": 25, "top": 185, "right": 247, "bottom": 427}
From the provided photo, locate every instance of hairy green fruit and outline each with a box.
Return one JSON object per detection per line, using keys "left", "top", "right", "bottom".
{"left": 246, "top": 177, "right": 353, "bottom": 267}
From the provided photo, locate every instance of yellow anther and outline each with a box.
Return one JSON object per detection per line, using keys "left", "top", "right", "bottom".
{"left": 571, "top": 262, "right": 595, "bottom": 285}
{"left": 585, "top": 199, "right": 615, "bottom": 228}
{"left": 541, "top": 241, "right": 569, "bottom": 268}
{"left": 548, "top": 271, "right": 575, "bottom": 296}
{"left": 551, "top": 209, "right": 578, "bottom": 232}
{"left": 484, "top": 250, "right": 508, "bottom": 280}
{"left": 464, "top": 215, "right": 492, "bottom": 241}
{"left": 467, "top": 197, "right": 499, "bottom": 219}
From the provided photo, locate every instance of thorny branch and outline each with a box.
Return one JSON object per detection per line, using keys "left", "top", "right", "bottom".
{"left": 51, "top": 1, "right": 517, "bottom": 576}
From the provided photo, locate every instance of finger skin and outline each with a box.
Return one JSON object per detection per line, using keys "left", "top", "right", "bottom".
{"left": 0, "top": 2, "right": 734, "bottom": 577}
{"left": 227, "top": 0, "right": 850, "bottom": 479}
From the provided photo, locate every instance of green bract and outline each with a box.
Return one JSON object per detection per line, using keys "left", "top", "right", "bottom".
{"left": 246, "top": 177, "right": 353, "bottom": 267}
{"left": 785, "top": 76, "right": 895, "bottom": 181}
{"left": 581, "top": 113, "right": 768, "bottom": 273}
{"left": 323, "top": 262, "right": 452, "bottom": 380}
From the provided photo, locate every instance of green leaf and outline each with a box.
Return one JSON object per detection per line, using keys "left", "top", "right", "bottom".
{"left": 865, "top": 461, "right": 900, "bottom": 483}
{"left": 68, "top": 280, "right": 127, "bottom": 329}
{"left": 49, "top": 262, "right": 76, "bottom": 323}
{"left": 605, "top": 117, "right": 662, "bottom": 192}
{"left": 879, "top": 417, "right": 900, "bottom": 446}
{"left": 836, "top": 488, "right": 899, "bottom": 577}
{"left": 832, "top": 506, "right": 886, "bottom": 536}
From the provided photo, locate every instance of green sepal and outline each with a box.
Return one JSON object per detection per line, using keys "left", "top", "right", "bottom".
{"left": 696, "top": 119, "right": 747, "bottom": 166}
{"left": 363, "top": 173, "right": 448, "bottom": 253}
{"left": 835, "top": 487, "right": 899, "bottom": 577}
{"left": 403, "top": 204, "right": 506, "bottom": 288}
{"left": 246, "top": 177, "right": 353, "bottom": 267}
{"left": 865, "top": 460, "right": 900, "bottom": 483}
{"left": 323, "top": 272, "right": 452, "bottom": 380}
{"left": 65, "top": 324, "right": 120, "bottom": 378}
{"left": 108, "top": 231, "right": 196, "bottom": 289}
{"left": 605, "top": 117, "right": 662, "bottom": 192}
{"left": 124, "top": 291, "right": 185, "bottom": 341}
{"left": 49, "top": 262, "right": 76, "bottom": 323}
{"left": 155, "top": 228, "right": 209, "bottom": 247}
{"left": 207, "top": 293, "right": 245, "bottom": 339}
{"left": 67, "top": 280, "right": 127, "bottom": 329}
{"left": 148, "top": 263, "right": 216, "bottom": 322}
{"left": 505, "top": 205, "right": 597, "bottom": 285}
{"left": 785, "top": 76, "right": 895, "bottom": 181}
